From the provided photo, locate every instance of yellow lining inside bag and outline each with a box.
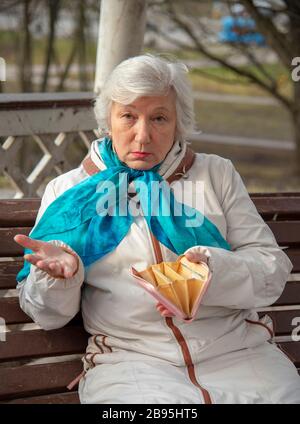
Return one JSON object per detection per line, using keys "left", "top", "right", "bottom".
{"left": 136, "top": 256, "right": 209, "bottom": 317}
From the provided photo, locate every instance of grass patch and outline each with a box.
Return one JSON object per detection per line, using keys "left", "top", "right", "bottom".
{"left": 189, "top": 64, "right": 292, "bottom": 97}
{"left": 0, "top": 30, "right": 97, "bottom": 66}
{"left": 194, "top": 99, "right": 293, "bottom": 141}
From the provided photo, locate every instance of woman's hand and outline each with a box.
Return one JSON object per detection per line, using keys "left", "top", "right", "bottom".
{"left": 14, "top": 234, "right": 79, "bottom": 279}
{"left": 156, "top": 302, "right": 175, "bottom": 318}
{"left": 184, "top": 251, "right": 208, "bottom": 265}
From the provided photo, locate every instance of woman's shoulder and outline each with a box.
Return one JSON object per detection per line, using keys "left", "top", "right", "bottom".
{"left": 193, "top": 151, "right": 232, "bottom": 172}
{"left": 190, "top": 152, "right": 236, "bottom": 202}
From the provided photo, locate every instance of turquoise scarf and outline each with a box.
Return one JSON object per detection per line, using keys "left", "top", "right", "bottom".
{"left": 16, "top": 138, "right": 230, "bottom": 282}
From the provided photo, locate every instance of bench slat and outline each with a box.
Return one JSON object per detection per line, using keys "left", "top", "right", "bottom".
{"left": 251, "top": 195, "right": 300, "bottom": 216}
{"left": 0, "top": 360, "right": 82, "bottom": 401}
{"left": 273, "top": 281, "right": 300, "bottom": 306}
{"left": 0, "top": 327, "right": 89, "bottom": 362}
{"left": 0, "top": 228, "right": 31, "bottom": 256}
{"left": 258, "top": 310, "right": 300, "bottom": 336}
{"left": 0, "top": 199, "right": 40, "bottom": 227}
{"left": 285, "top": 248, "right": 300, "bottom": 272}
{"left": 0, "top": 260, "right": 24, "bottom": 289}
{"left": 266, "top": 221, "right": 300, "bottom": 245}
{"left": 3, "top": 391, "right": 80, "bottom": 404}
{"left": 0, "top": 297, "right": 32, "bottom": 324}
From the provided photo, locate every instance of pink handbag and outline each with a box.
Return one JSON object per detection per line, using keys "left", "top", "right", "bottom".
{"left": 131, "top": 255, "right": 212, "bottom": 322}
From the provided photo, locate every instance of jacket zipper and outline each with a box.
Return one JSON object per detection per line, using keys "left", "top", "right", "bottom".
{"left": 148, "top": 230, "right": 212, "bottom": 404}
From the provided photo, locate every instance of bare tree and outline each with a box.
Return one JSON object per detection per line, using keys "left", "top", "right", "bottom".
{"left": 55, "top": 36, "right": 77, "bottom": 91}
{"left": 151, "top": 0, "right": 300, "bottom": 172}
{"left": 78, "top": 0, "right": 88, "bottom": 91}
{"left": 40, "top": 0, "right": 62, "bottom": 92}
{"left": 55, "top": 0, "right": 97, "bottom": 91}
{"left": 0, "top": 0, "right": 98, "bottom": 92}
{"left": 241, "top": 0, "right": 300, "bottom": 170}
{"left": 19, "top": 0, "right": 34, "bottom": 91}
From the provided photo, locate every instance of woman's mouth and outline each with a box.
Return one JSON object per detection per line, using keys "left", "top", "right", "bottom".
{"left": 131, "top": 152, "right": 151, "bottom": 159}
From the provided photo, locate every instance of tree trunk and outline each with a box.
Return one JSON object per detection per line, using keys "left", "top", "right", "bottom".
{"left": 40, "top": 0, "right": 61, "bottom": 92}
{"left": 55, "top": 39, "right": 77, "bottom": 91}
{"left": 78, "top": 0, "right": 88, "bottom": 91}
{"left": 19, "top": 0, "right": 33, "bottom": 92}
{"left": 16, "top": 0, "right": 35, "bottom": 179}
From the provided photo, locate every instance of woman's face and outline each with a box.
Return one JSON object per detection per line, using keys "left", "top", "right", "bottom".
{"left": 109, "top": 91, "right": 177, "bottom": 170}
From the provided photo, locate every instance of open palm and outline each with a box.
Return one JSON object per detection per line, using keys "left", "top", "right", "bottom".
{"left": 14, "top": 234, "right": 78, "bottom": 279}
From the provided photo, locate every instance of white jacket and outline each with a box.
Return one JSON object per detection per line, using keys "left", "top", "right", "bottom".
{"left": 17, "top": 141, "right": 300, "bottom": 404}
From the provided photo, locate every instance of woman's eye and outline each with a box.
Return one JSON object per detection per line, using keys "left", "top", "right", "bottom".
{"left": 153, "top": 116, "right": 166, "bottom": 123}
{"left": 122, "top": 113, "right": 134, "bottom": 120}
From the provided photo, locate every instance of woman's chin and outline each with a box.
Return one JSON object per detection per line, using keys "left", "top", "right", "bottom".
{"left": 126, "top": 159, "right": 158, "bottom": 170}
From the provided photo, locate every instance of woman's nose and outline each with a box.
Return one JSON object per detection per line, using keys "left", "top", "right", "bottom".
{"left": 134, "top": 119, "right": 150, "bottom": 144}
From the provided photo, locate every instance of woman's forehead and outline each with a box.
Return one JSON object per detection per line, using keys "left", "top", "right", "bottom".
{"left": 112, "top": 92, "right": 176, "bottom": 112}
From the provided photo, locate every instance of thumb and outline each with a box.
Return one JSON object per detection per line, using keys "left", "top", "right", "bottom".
{"left": 64, "top": 264, "right": 76, "bottom": 279}
{"left": 185, "top": 251, "right": 199, "bottom": 262}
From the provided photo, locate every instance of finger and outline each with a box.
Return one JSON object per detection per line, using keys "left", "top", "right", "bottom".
{"left": 161, "top": 309, "right": 175, "bottom": 317}
{"left": 156, "top": 304, "right": 174, "bottom": 317}
{"left": 24, "top": 253, "right": 43, "bottom": 266}
{"left": 156, "top": 303, "right": 167, "bottom": 312}
{"left": 49, "top": 261, "right": 60, "bottom": 273}
{"left": 36, "top": 259, "right": 48, "bottom": 270}
{"left": 63, "top": 264, "right": 75, "bottom": 279}
{"left": 185, "top": 252, "right": 200, "bottom": 263}
{"left": 49, "top": 261, "right": 64, "bottom": 277}
{"left": 14, "top": 234, "right": 42, "bottom": 252}
{"left": 157, "top": 304, "right": 167, "bottom": 312}
{"left": 36, "top": 260, "right": 55, "bottom": 275}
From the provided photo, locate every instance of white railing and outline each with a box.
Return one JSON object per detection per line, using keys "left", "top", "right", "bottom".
{"left": 0, "top": 92, "right": 99, "bottom": 198}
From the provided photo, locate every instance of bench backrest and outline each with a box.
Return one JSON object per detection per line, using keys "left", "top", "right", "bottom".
{"left": 0, "top": 194, "right": 299, "bottom": 403}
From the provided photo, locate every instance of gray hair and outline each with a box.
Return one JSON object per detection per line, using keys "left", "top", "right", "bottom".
{"left": 94, "top": 54, "right": 195, "bottom": 141}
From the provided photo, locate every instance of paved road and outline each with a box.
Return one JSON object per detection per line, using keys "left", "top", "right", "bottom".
{"left": 189, "top": 132, "right": 294, "bottom": 150}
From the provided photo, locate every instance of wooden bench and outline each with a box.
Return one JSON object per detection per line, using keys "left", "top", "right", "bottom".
{"left": 0, "top": 194, "right": 299, "bottom": 403}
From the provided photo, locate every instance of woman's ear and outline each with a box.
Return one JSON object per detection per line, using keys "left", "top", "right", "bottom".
{"left": 106, "top": 124, "right": 112, "bottom": 137}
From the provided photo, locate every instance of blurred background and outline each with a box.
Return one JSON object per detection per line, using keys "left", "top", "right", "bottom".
{"left": 0, "top": 0, "right": 299, "bottom": 198}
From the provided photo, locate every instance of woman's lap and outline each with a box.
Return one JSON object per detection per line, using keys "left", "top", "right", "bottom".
{"left": 79, "top": 360, "right": 203, "bottom": 404}
{"left": 195, "top": 342, "right": 300, "bottom": 404}
{"left": 79, "top": 343, "right": 300, "bottom": 404}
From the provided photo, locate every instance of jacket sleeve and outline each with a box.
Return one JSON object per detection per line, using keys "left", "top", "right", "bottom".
{"left": 185, "top": 159, "right": 293, "bottom": 309}
{"left": 17, "top": 181, "right": 85, "bottom": 330}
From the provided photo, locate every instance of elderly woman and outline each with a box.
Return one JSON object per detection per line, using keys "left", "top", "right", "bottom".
{"left": 15, "top": 55, "right": 300, "bottom": 404}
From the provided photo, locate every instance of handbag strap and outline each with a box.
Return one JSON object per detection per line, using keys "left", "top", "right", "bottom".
{"left": 149, "top": 231, "right": 163, "bottom": 264}
{"left": 82, "top": 147, "right": 196, "bottom": 185}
